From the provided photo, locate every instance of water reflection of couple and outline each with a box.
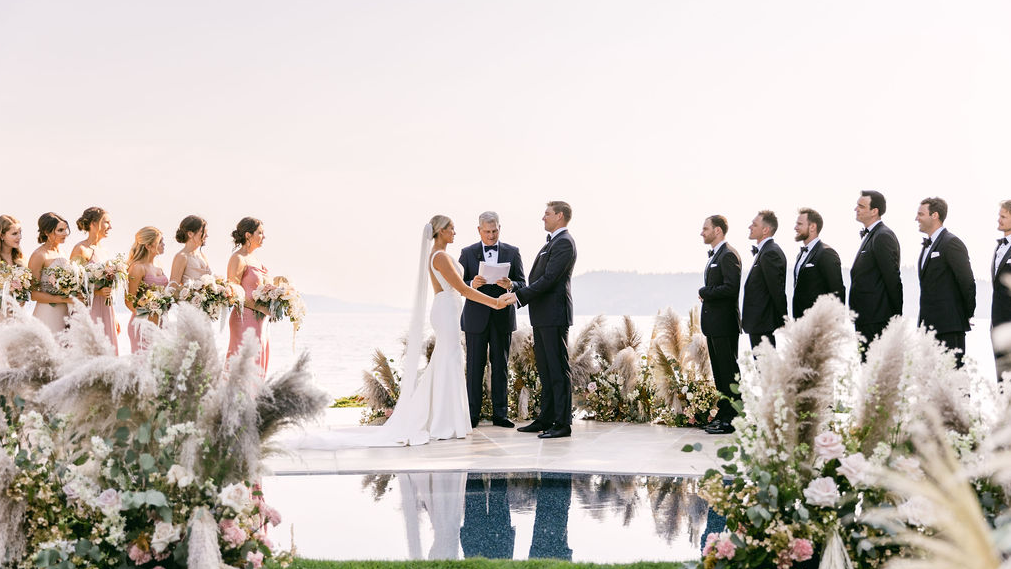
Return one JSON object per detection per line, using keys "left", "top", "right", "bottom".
{"left": 398, "top": 472, "right": 572, "bottom": 561}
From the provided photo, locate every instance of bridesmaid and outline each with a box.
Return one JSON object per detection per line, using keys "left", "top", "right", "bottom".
{"left": 169, "top": 215, "right": 212, "bottom": 286}
{"left": 70, "top": 207, "right": 119, "bottom": 354}
{"left": 28, "top": 213, "right": 75, "bottom": 334}
{"left": 226, "top": 217, "right": 270, "bottom": 376}
{"left": 125, "top": 227, "right": 168, "bottom": 353}
{"left": 0, "top": 215, "right": 24, "bottom": 269}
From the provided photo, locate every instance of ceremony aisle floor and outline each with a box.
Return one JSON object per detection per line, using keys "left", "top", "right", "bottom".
{"left": 264, "top": 408, "right": 724, "bottom": 476}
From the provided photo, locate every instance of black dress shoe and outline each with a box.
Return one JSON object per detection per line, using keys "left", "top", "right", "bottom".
{"left": 492, "top": 417, "right": 515, "bottom": 428}
{"left": 703, "top": 418, "right": 721, "bottom": 430}
{"left": 704, "top": 420, "right": 735, "bottom": 435}
{"left": 538, "top": 425, "right": 572, "bottom": 439}
{"left": 471, "top": 418, "right": 480, "bottom": 429}
{"left": 517, "top": 421, "right": 549, "bottom": 433}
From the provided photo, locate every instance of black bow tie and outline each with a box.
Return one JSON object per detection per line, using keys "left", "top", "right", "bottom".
{"left": 922, "top": 237, "right": 932, "bottom": 248}
{"left": 707, "top": 249, "right": 714, "bottom": 258}
{"left": 484, "top": 244, "right": 498, "bottom": 252}
{"left": 860, "top": 228, "right": 870, "bottom": 238}
{"left": 999, "top": 238, "right": 1008, "bottom": 247}
{"left": 800, "top": 246, "right": 809, "bottom": 254}
{"left": 751, "top": 245, "right": 759, "bottom": 256}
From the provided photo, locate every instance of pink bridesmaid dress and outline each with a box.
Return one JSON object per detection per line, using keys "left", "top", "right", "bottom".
{"left": 128, "top": 271, "right": 169, "bottom": 353}
{"left": 227, "top": 263, "right": 269, "bottom": 376}
{"left": 88, "top": 251, "right": 119, "bottom": 355}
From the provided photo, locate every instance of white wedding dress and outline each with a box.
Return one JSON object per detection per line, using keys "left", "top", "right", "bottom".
{"left": 298, "top": 250, "right": 472, "bottom": 448}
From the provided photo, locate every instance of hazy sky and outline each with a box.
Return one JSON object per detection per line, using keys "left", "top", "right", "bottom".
{"left": 2, "top": 1, "right": 1010, "bottom": 308}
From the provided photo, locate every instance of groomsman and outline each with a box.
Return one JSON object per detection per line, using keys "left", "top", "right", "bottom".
{"left": 742, "top": 210, "right": 787, "bottom": 348}
{"left": 992, "top": 200, "right": 1011, "bottom": 380}
{"left": 916, "top": 197, "right": 975, "bottom": 369}
{"left": 850, "top": 190, "right": 902, "bottom": 356}
{"left": 460, "top": 211, "right": 526, "bottom": 428}
{"left": 509, "top": 201, "right": 577, "bottom": 439}
{"left": 792, "top": 208, "right": 845, "bottom": 318}
{"left": 698, "top": 215, "right": 742, "bottom": 435}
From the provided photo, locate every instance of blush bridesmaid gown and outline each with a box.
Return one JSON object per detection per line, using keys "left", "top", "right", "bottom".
{"left": 226, "top": 263, "right": 269, "bottom": 377}
{"left": 88, "top": 251, "right": 119, "bottom": 355}
{"left": 128, "top": 271, "right": 169, "bottom": 353}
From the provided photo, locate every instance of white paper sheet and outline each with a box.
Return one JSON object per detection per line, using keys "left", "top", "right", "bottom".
{"left": 478, "top": 261, "right": 511, "bottom": 283}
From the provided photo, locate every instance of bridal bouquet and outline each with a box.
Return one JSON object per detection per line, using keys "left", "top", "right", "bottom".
{"left": 39, "top": 262, "right": 87, "bottom": 303}
{"left": 128, "top": 283, "right": 176, "bottom": 319}
{"left": 83, "top": 254, "right": 129, "bottom": 306}
{"left": 0, "top": 262, "right": 32, "bottom": 304}
{"left": 176, "top": 274, "right": 244, "bottom": 321}
{"left": 251, "top": 277, "right": 306, "bottom": 332}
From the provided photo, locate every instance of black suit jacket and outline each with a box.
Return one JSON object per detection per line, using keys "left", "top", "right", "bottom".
{"left": 992, "top": 239, "right": 1011, "bottom": 326}
{"left": 849, "top": 222, "right": 903, "bottom": 326}
{"left": 792, "top": 240, "right": 845, "bottom": 318}
{"left": 917, "top": 228, "right": 975, "bottom": 334}
{"left": 459, "top": 242, "right": 526, "bottom": 333}
{"left": 698, "top": 242, "right": 742, "bottom": 338}
{"left": 514, "top": 230, "right": 576, "bottom": 327}
{"left": 742, "top": 240, "right": 788, "bottom": 335}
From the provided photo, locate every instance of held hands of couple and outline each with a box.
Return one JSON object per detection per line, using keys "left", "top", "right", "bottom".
{"left": 494, "top": 292, "right": 517, "bottom": 310}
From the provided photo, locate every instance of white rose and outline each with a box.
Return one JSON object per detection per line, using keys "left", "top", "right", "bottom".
{"left": 166, "top": 464, "right": 194, "bottom": 488}
{"left": 803, "top": 476, "right": 840, "bottom": 508}
{"left": 892, "top": 456, "right": 923, "bottom": 480}
{"left": 686, "top": 392, "right": 695, "bottom": 401}
{"left": 150, "top": 521, "right": 182, "bottom": 553}
{"left": 218, "top": 483, "right": 252, "bottom": 514}
{"left": 814, "top": 431, "right": 846, "bottom": 461}
{"left": 898, "top": 495, "right": 935, "bottom": 527}
{"left": 94, "top": 488, "right": 122, "bottom": 515}
{"left": 838, "top": 453, "right": 872, "bottom": 487}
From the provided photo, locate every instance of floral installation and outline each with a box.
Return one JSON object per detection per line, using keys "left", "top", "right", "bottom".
{"left": 357, "top": 349, "right": 403, "bottom": 425}
{"left": 570, "top": 315, "right": 657, "bottom": 423}
{"left": 648, "top": 307, "right": 719, "bottom": 427}
{"left": 506, "top": 327, "right": 541, "bottom": 421}
{"left": 0, "top": 304, "right": 328, "bottom": 569}
{"left": 83, "top": 254, "right": 129, "bottom": 306}
{"left": 0, "top": 262, "right": 32, "bottom": 305}
{"left": 176, "top": 274, "right": 244, "bottom": 321}
{"left": 128, "top": 282, "right": 176, "bottom": 319}
{"left": 251, "top": 277, "right": 306, "bottom": 333}
{"left": 38, "top": 262, "right": 87, "bottom": 303}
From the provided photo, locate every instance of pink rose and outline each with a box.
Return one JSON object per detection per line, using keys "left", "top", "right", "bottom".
{"left": 219, "top": 518, "right": 248, "bottom": 549}
{"left": 246, "top": 551, "right": 264, "bottom": 569}
{"left": 789, "top": 538, "right": 814, "bottom": 562}
{"left": 128, "top": 544, "right": 152, "bottom": 565}
{"left": 838, "top": 453, "right": 871, "bottom": 486}
{"left": 803, "top": 477, "right": 840, "bottom": 507}
{"left": 715, "top": 537, "right": 736, "bottom": 560}
{"left": 814, "top": 431, "right": 845, "bottom": 460}
{"left": 702, "top": 533, "right": 718, "bottom": 556}
{"left": 262, "top": 504, "right": 282, "bottom": 527}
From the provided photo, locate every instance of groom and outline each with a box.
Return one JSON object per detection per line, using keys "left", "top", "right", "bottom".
{"left": 460, "top": 211, "right": 526, "bottom": 428}
{"left": 505, "top": 201, "right": 577, "bottom": 439}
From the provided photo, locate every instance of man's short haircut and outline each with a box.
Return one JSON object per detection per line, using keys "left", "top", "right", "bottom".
{"left": 707, "top": 215, "right": 728, "bottom": 235}
{"left": 758, "top": 210, "right": 778, "bottom": 235}
{"left": 547, "top": 201, "right": 572, "bottom": 222}
{"left": 798, "top": 207, "right": 824, "bottom": 233}
{"left": 1000, "top": 200, "right": 1011, "bottom": 214}
{"left": 478, "top": 211, "right": 500, "bottom": 226}
{"left": 861, "top": 190, "right": 887, "bottom": 216}
{"left": 920, "top": 197, "right": 948, "bottom": 223}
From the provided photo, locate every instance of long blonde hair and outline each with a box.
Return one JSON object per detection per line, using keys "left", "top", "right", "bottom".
{"left": 0, "top": 215, "right": 23, "bottom": 265}
{"left": 128, "top": 226, "right": 162, "bottom": 267}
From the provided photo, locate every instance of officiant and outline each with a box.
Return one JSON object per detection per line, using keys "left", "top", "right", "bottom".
{"left": 460, "top": 211, "right": 526, "bottom": 428}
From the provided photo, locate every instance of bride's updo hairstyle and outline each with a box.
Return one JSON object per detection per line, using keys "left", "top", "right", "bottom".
{"left": 76, "top": 206, "right": 107, "bottom": 232}
{"left": 37, "top": 212, "right": 68, "bottom": 244}
{"left": 429, "top": 215, "right": 451, "bottom": 239}
{"left": 176, "top": 215, "right": 207, "bottom": 244}
{"left": 127, "top": 227, "right": 162, "bottom": 267}
{"left": 231, "top": 217, "right": 262, "bottom": 247}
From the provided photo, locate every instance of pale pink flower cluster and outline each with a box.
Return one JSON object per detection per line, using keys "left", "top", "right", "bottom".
{"left": 261, "top": 504, "right": 282, "bottom": 527}
{"left": 702, "top": 532, "right": 737, "bottom": 560}
{"left": 219, "top": 518, "right": 248, "bottom": 549}
{"left": 838, "top": 453, "right": 872, "bottom": 486}
{"left": 247, "top": 550, "right": 265, "bottom": 569}
{"left": 789, "top": 537, "right": 814, "bottom": 562}
{"left": 128, "top": 544, "right": 152, "bottom": 565}
{"left": 803, "top": 477, "right": 840, "bottom": 507}
{"left": 814, "top": 431, "right": 845, "bottom": 460}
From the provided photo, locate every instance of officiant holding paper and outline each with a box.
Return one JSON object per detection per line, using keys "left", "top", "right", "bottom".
{"left": 460, "top": 211, "right": 526, "bottom": 428}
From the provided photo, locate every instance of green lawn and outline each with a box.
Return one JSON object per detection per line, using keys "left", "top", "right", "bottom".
{"left": 276, "top": 559, "right": 688, "bottom": 569}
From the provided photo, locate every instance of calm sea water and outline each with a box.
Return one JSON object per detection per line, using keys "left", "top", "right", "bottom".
{"left": 112, "top": 311, "right": 999, "bottom": 400}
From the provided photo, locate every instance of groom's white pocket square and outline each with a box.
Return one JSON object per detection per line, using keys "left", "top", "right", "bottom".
{"left": 710, "top": 263, "right": 718, "bottom": 268}
{"left": 931, "top": 251, "right": 941, "bottom": 258}
{"left": 805, "top": 263, "right": 815, "bottom": 268}
{"left": 1006, "top": 259, "right": 1011, "bottom": 265}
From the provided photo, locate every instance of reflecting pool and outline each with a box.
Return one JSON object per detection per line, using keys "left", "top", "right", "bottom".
{"left": 261, "top": 472, "right": 724, "bottom": 562}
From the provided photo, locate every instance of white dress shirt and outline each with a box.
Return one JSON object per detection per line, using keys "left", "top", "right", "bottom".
{"left": 920, "top": 227, "right": 946, "bottom": 270}
{"left": 996, "top": 235, "right": 1011, "bottom": 277}
{"left": 795, "top": 237, "right": 820, "bottom": 280}
{"left": 482, "top": 241, "right": 500, "bottom": 264}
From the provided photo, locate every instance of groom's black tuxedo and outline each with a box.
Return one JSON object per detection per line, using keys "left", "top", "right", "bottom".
{"left": 460, "top": 241, "right": 526, "bottom": 422}
{"left": 514, "top": 229, "right": 577, "bottom": 428}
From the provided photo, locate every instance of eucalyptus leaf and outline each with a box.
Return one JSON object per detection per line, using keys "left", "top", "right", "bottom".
{"left": 116, "top": 407, "right": 131, "bottom": 421}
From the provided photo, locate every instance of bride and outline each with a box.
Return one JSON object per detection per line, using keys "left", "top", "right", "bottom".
{"left": 300, "top": 215, "right": 514, "bottom": 448}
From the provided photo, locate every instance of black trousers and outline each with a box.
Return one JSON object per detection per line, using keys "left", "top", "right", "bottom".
{"left": 706, "top": 335, "right": 740, "bottom": 422}
{"left": 993, "top": 331, "right": 1010, "bottom": 382}
{"left": 533, "top": 325, "right": 572, "bottom": 427}
{"left": 935, "top": 331, "right": 966, "bottom": 369}
{"left": 748, "top": 333, "right": 776, "bottom": 350}
{"left": 465, "top": 319, "right": 512, "bottom": 421}
{"left": 856, "top": 321, "right": 888, "bottom": 361}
